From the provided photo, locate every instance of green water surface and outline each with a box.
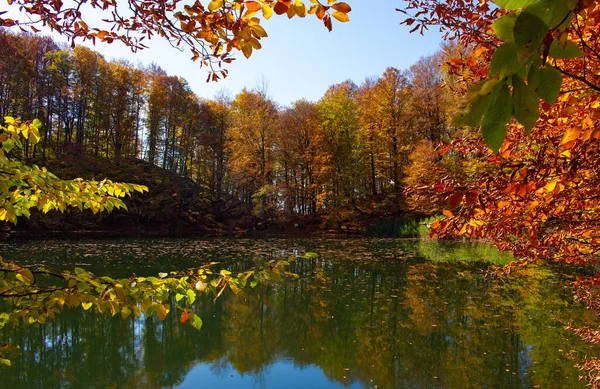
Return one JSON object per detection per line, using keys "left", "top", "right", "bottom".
{"left": 0, "top": 238, "right": 597, "bottom": 388}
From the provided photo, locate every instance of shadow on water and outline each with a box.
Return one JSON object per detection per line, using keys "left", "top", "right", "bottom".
{"left": 0, "top": 238, "right": 598, "bottom": 388}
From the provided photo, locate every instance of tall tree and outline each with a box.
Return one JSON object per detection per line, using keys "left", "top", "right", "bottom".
{"left": 228, "top": 89, "right": 277, "bottom": 208}
{"left": 317, "top": 80, "right": 361, "bottom": 207}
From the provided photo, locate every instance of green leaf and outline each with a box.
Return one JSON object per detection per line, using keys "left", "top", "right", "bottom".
{"left": 512, "top": 76, "right": 540, "bottom": 133}
{"left": 120, "top": 306, "right": 132, "bottom": 319}
{"left": 16, "top": 269, "right": 34, "bottom": 285}
{"left": 481, "top": 82, "right": 513, "bottom": 152}
{"left": 514, "top": 11, "right": 548, "bottom": 51}
{"left": 74, "top": 267, "right": 86, "bottom": 276}
{"left": 535, "top": 66, "right": 562, "bottom": 104}
{"left": 146, "top": 302, "right": 158, "bottom": 316}
{"left": 490, "top": 42, "right": 520, "bottom": 77}
{"left": 492, "top": 12, "right": 518, "bottom": 41}
{"left": 527, "top": 56, "right": 543, "bottom": 89}
{"left": 492, "top": 0, "right": 539, "bottom": 9}
{"left": 0, "top": 358, "right": 11, "bottom": 367}
{"left": 77, "top": 282, "right": 90, "bottom": 293}
{"left": 549, "top": 40, "right": 584, "bottom": 59}
{"left": 191, "top": 314, "right": 203, "bottom": 330}
{"left": 304, "top": 252, "right": 318, "bottom": 258}
{"left": 186, "top": 289, "right": 196, "bottom": 304}
{"left": 452, "top": 93, "right": 492, "bottom": 127}
{"left": 525, "top": 0, "right": 573, "bottom": 27}
{"left": 2, "top": 139, "right": 14, "bottom": 153}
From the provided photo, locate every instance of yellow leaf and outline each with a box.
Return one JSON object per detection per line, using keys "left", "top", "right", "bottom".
{"left": 497, "top": 201, "right": 510, "bottom": 209}
{"left": 331, "top": 11, "right": 349, "bottom": 22}
{"left": 195, "top": 280, "right": 207, "bottom": 292}
{"left": 544, "top": 179, "right": 558, "bottom": 192}
{"left": 245, "top": 1, "right": 261, "bottom": 12}
{"left": 141, "top": 298, "right": 152, "bottom": 313}
{"left": 16, "top": 268, "right": 34, "bottom": 285}
{"left": 241, "top": 43, "right": 253, "bottom": 58}
{"left": 295, "top": 3, "right": 307, "bottom": 17}
{"left": 208, "top": 0, "right": 223, "bottom": 11}
{"left": 121, "top": 306, "right": 132, "bottom": 319}
{"left": 157, "top": 303, "right": 169, "bottom": 320}
{"left": 473, "top": 47, "right": 488, "bottom": 57}
{"left": 251, "top": 24, "right": 268, "bottom": 38}
{"left": 287, "top": 3, "right": 296, "bottom": 18}
{"left": 82, "top": 301, "right": 93, "bottom": 310}
{"left": 249, "top": 38, "right": 262, "bottom": 49}
{"left": 560, "top": 127, "right": 580, "bottom": 146}
{"left": 262, "top": 4, "right": 273, "bottom": 19}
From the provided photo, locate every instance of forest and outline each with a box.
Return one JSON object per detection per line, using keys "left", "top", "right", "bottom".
{"left": 2, "top": 0, "right": 600, "bottom": 387}
{"left": 0, "top": 28, "right": 453, "bottom": 231}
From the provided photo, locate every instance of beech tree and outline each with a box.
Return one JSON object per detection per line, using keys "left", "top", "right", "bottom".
{"left": 275, "top": 99, "right": 321, "bottom": 215}
{"left": 227, "top": 89, "right": 277, "bottom": 211}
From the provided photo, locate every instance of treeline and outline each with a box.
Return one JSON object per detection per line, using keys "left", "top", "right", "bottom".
{"left": 0, "top": 30, "right": 454, "bottom": 219}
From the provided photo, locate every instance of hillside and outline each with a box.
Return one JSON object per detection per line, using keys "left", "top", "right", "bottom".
{"left": 3, "top": 154, "right": 253, "bottom": 238}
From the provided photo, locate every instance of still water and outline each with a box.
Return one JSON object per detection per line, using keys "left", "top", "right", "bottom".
{"left": 0, "top": 238, "right": 597, "bottom": 388}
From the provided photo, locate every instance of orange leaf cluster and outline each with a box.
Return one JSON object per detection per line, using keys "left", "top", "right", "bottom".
{"left": 1, "top": 0, "right": 351, "bottom": 79}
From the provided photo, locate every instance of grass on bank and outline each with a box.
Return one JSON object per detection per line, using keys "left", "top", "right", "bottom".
{"left": 367, "top": 215, "right": 444, "bottom": 238}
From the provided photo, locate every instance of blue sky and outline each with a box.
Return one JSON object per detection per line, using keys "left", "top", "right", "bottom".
{"left": 9, "top": 0, "right": 443, "bottom": 106}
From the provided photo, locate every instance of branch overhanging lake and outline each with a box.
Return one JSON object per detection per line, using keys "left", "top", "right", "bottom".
{"left": 1, "top": 0, "right": 352, "bottom": 81}
{"left": 400, "top": 0, "right": 596, "bottom": 152}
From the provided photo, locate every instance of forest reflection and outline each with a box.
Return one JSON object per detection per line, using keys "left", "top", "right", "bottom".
{"left": 0, "top": 239, "right": 597, "bottom": 388}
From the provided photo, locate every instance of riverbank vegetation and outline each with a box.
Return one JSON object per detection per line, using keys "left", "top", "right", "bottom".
{"left": 0, "top": 28, "right": 459, "bottom": 235}
{"left": 2, "top": 0, "right": 600, "bottom": 385}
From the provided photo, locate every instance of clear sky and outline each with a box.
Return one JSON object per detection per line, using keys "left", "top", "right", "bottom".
{"left": 9, "top": 0, "right": 443, "bottom": 106}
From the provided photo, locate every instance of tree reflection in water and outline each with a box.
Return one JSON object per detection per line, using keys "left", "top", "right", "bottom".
{"left": 1, "top": 238, "right": 598, "bottom": 388}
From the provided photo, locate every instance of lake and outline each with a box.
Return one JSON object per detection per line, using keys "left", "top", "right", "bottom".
{"left": 0, "top": 238, "right": 597, "bottom": 388}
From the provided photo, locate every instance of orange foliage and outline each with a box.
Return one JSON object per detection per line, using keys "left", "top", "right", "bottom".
{"left": 401, "top": 1, "right": 600, "bottom": 383}
{"left": 2, "top": 0, "right": 352, "bottom": 79}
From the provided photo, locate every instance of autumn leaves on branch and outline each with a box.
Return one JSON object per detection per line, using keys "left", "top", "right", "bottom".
{"left": 1, "top": 0, "right": 351, "bottom": 80}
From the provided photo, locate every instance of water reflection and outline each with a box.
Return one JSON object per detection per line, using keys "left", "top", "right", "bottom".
{"left": 0, "top": 239, "right": 597, "bottom": 388}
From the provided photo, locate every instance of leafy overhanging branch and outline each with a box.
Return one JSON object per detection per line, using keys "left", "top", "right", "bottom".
{"left": 1, "top": 0, "right": 352, "bottom": 80}
{"left": 0, "top": 115, "right": 303, "bottom": 366}
{"left": 400, "top": 0, "right": 596, "bottom": 152}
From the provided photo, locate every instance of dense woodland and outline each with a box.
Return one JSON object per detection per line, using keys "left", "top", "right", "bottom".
{"left": 3, "top": 0, "right": 600, "bottom": 385}
{"left": 0, "top": 29, "right": 457, "bottom": 226}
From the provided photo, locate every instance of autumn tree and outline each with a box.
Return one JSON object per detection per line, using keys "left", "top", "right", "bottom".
{"left": 275, "top": 99, "right": 321, "bottom": 216}
{"left": 316, "top": 80, "right": 362, "bottom": 207}
{"left": 407, "top": 54, "right": 448, "bottom": 144}
{"left": 355, "top": 68, "right": 412, "bottom": 195}
{"left": 194, "top": 93, "right": 231, "bottom": 200}
{"left": 227, "top": 89, "right": 277, "bottom": 215}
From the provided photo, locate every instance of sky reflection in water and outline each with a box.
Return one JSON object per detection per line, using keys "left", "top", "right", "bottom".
{"left": 0, "top": 238, "right": 597, "bottom": 389}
